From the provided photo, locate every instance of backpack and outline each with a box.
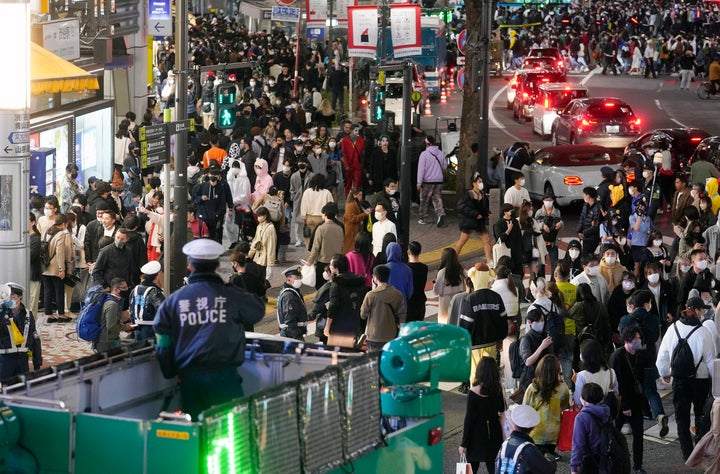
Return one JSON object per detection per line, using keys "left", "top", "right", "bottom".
{"left": 40, "top": 239, "right": 52, "bottom": 269}
{"left": 509, "top": 337, "right": 524, "bottom": 379}
{"left": 254, "top": 136, "right": 271, "bottom": 160}
{"left": 76, "top": 285, "right": 114, "bottom": 343}
{"left": 577, "top": 303, "right": 602, "bottom": 344}
{"left": 581, "top": 412, "right": 631, "bottom": 474}
{"left": 264, "top": 194, "right": 283, "bottom": 222}
{"left": 496, "top": 439, "right": 531, "bottom": 474}
{"left": 670, "top": 323, "right": 703, "bottom": 379}
{"left": 130, "top": 285, "right": 158, "bottom": 323}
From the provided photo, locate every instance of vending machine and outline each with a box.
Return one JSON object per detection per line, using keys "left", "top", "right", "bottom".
{"left": 30, "top": 147, "right": 57, "bottom": 196}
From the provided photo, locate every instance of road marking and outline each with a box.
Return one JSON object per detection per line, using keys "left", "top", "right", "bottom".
{"left": 671, "top": 118, "right": 689, "bottom": 128}
{"left": 655, "top": 99, "right": 663, "bottom": 110}
{"left": 489, "top": 86, "right": 523, "bottom": 142}
{"left": 579, "top": 67, "right": 601, "bottom": 86}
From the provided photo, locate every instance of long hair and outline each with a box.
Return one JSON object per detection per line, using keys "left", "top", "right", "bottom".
{"left": 473, "top": 356, "right": 503, "bottom": 399}
{"left": 353, "top": 232, "right": 372, "bottom": 258}
{"left": 439, "top": 248, "right": 463, "bottom": 287}
{"left": 518, "top": 200, "right": 533, "bottom": 229}
{"left": 580, "top": 339, "right": 609, "bottom": 373}
{"left": 576, "top": 283, "right": 597, "bottom": 303}
{"left": 494, "top": 265, "right": 517, "bottom": 296}
{"left": 346, "top": 187, "right": 363, "bottom": 205}
{"left": 534, "top": 354, "right": 562, "bottom": 405}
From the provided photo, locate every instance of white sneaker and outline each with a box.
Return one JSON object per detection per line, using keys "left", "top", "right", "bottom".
{"left": 621, "top": 423, "right": 632, "bottom": 435}
{"left": 294, "top": 241, "right": 304, "bottom": 247}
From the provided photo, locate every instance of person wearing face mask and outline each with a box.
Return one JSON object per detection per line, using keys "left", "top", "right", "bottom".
{"left": 366, "top": 135, "right": 398, "bottom": 194}
{"left": 687, "top": 287, "right": 720, "bottom": 355}
{"left": 608, "top": 271, "right": 638, "bottom": 345}
{"left": 570, "top": 282, "right": 611, "bottom": 350}
{"left": 571, "top": 254, "right": 610, "bottom": 305}
{"left": 569, "top": 383, "right": 616, "bottom": 474}
{"left": 638, "top": 230, "right": 672, "bottom": 280}
{"left": 0, "top": 283, "right": 42, "bottom": 379}
{"left": 518, "top": 200, "right": 538, "bottom": 269}
{"left": 697, "top": 194, "right": 717, "bottom": 232}
{"left": 324, "top": 254, "right": 368, "bottom": 348}
{"left": 503, "top": 172, "right": 530, "bottom": 210}
{"left": 494, "top": 203, "right": 523, "bottom": 275}
{"left": 613, "top": 230, "right": 634, "bottom": 271}
{"left": 290, "top": 157, "right": 315, "bottom": 247}
{"left": 358, "top": 264, "right": 404, "bottom": 352}
{"left": 455, "top": 172, "right": 492, "bottom": 259}
{"left": 598, "top": 245, "right": 628, "bottom": 293}
{"left": 248, "top": 207, "right": 277, "bottom": 278}
{"left": 230, "top": 242, "right": 269, "bottom": 301}
{"left": 640, "top": 262, "right": 677, "bottom": 331}
{"left": 193, "top": 167, "right": 234, "bottom": 244}
{"left": 577, "top": 187, "right": 602, "bottom": 256}
{"left": 656, "top": 297, "right": 716, "bottom": 461}
{"left": 609, "top": 326, "right": 656, "bottom": 473}
{"left": 304, "top": 203, "right": 343, "bottom": 291}
{"left": 59, "top": 164, "right": 84, "bottom": 214}
{"left": 628, "top": 200, "right": 653, "bottom": 275}
{"left": 679, "top": 219, "right": 707, "bottom": 261}
{"left": 276, "top": 266, "right": 309, "bottom": 341}
{"left": 516, "top": 308, "right": 554, "bottom": 397}
{"left": 91, "top": 228, "right": 138, "bottom": 310}
{"left": 561, "top": 240, "right": 583, "bottom": 280}
{"left": 371, "top": 202, "right": 397, "bottom": 256}
{"left": 340, "top": 124, "right": 365, "bottom": 195}
{"left": 308, "top": 264, "right": 333, "bottom": 345}
{"left": 38, "top": 196, "right": 60, "bottom": 238}
{"left": 642, "top": 163, "right": 662, "bottom": 221}
{"left": 343, "top": 188, "right": 371, "bottom": 254}
{"left": 306, "top": 143, "right": 329, "bottom": 180}
{"left": 534, "top": 192, "right": 563, "bottom": 275}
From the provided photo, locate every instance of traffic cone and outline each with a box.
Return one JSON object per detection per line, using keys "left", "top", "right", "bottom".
{"left": 424, "top": 98, "right": 432, "bottom": 116}
{"left": 440, "top": 86, "right": 448, "bottom": 105}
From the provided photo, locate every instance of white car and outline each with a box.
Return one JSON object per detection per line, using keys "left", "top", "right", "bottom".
{"left": 532, "top": 83, "right": 589, "bottom": 139}
{"left": 521, "top": 144, "right": 620, "bottom": 207}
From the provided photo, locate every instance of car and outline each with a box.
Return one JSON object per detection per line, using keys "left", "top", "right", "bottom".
{"left": 526, "top": 47, "right": 568, "bottom": 76}
{"left": 512, "top": 70, "right": 565, "bottom": 121}
{"left": 522, "top": 56, "right": 561, "bottom": 72}
{"left": 688, "top": 136, "right": 720, "bottom": 173}
{"left": 551, "top": 98, "right": 642, "bottom": 150}
{"left": 521, "top": 144, "right": 621, "bottom": 207}
{"left": 624, "top": 128, "right": 710, "bottom": 172}
{"left": 532, "top": 83, "right": 589, "bottom": 138}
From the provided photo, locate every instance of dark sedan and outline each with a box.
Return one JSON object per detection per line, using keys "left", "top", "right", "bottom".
{"left": 624, "top": 128, "right": 710, "bottom": 172}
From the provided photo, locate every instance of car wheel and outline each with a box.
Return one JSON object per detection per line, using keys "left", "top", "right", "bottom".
{"left": 551, "top": 131, "right": 559, "bottom": 145}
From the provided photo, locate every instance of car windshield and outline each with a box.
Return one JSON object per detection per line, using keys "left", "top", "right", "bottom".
{"left": 386, "top": 83, "right": 403, "bottom": 99}
{"left": 547, "top": 89, "right": 588, "bottom": 109}
{"left": 552, "top": 150, "right": 620, "bottom": 167}
{"left": 586, "top": 102, "right": 634, "bottom": 119}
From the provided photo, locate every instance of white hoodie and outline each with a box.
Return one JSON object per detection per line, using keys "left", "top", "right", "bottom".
{"left": 226, "top": 160, "right": 252, "bottom": 208}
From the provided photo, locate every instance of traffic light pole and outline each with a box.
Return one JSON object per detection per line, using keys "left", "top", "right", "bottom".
{"left": 477, "top": 0, "right": 492, "bottom": 184}
{"left": 399, "top": 61, "right": 413, "bottom": 250}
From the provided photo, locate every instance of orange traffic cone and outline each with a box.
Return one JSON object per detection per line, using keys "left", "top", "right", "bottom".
{"left": 424, "top": 98, "right": 432, "bottom": 116}
{"left": 440, "top": 86, "right": 448, "bottom": 105}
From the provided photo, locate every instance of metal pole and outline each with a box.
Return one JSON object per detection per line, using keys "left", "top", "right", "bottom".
{"left": 170, "top": 0, "right": 189, "bottom": 292}
{"left": 399, "top": 61, "right": 413, "bottom": 250}
{"left": 293, "top": 16, "right": 302, "bottom": 98}
{"left": 477, "top": 0, "right": 492, "bottom": 180}
{"left": 379, "top": 0, "right": 389, "bottom": 64}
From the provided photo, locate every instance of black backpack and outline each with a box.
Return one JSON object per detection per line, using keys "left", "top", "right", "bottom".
{"left": 509, "top": 337, "right": 524, "bottom": 379}
{"left": 40, "top": 239, "right": 51, "bottom": 269}
{"left": 670, "top": 323, "right": 703, "bottom": 379}
{"left": 536, "top": 303, "right": 565, "bottom": 351}
{"left": 254, "top": 136, "right": 271, "bottom": 160}
{"left": 581, "top": 412, "right": 631, "bottom": 474}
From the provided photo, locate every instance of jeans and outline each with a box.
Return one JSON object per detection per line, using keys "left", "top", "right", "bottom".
{"left": 615, "top": 398, "right": 645, "bottom": 470}
{"left": 560, "top": 335, "right": 576, "bottom": 392}
{"left": 673, "top": 377, "right": 711, "bottom": 460}
{"left": 643, "top": 367, "right": 664, "bottom": 419}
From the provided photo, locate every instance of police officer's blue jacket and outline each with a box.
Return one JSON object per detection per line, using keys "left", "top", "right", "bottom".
{"left": 153, "top": 271, "right": 264, "bottom": 378}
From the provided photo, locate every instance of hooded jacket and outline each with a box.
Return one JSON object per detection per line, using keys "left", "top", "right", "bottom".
{"left": 707, "top": 177, "right": 720, "bottom": 215}
{"left": 328, "top": 272, "right": 367, "bottom": 338}
{"left": 598, "top": 258, "right": 627, "bottom": 293}
{"left": 251, "top": 158, "right": 274, "bottom": 203}
{"left": 226, "top": 160, "right": 252, "bottom": 208}
{"left": 385, "top": 243, "right": 414, "bottom": 301}
{"left": 570, "top": 403, "right": 612, "bottom": 473}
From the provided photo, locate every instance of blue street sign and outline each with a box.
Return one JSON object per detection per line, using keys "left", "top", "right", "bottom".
{"left": 7, "top": 131, "right": 28, "bottom": 145}
{"left": 306, "top": 27, "right": 325, "bottom": 40}
{"left": 148, "top": 0, "right": 171, "bottom": 36}
{"left": 456, "top": 67, "right": 465, "bottom": 91}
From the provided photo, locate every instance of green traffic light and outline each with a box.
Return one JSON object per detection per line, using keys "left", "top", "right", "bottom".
{"left": 220, "top": 108, "right": 233, "bottom": 127}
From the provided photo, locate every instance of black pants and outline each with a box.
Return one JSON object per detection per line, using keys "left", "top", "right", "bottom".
{"left": 42, "top": 274, "right": 65, "bottom": 315}
{"left": 615, "top": 398, "right": 644, "bottom": 470}
{"left": 582, "top": 238, "right": 599, "bottom": 256}
{"left": 180, "top": 367, "right": 244, "bottom": 421}
{"left": 0, "top": 353, "right": 29, "bottom": 380}
{"left": 201, "top": 218, "right": 223, "bottom": 244}
{"left": 406, "top": 301, "right": 426, "bottom": 323}
{"left": 673, "top": 377, "right": 711, "bottom": 460}
{"left": 315, "top": 262, "right": 327, "bottom": 290}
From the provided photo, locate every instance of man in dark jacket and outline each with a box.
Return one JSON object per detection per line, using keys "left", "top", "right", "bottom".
{"left": 91, "top": 228, "right": 139, "bottom": 309}
{"left": 193, "top": 166, "right": 233, "bottom": 244}
{"left": 153, "top": 239, "right": 264, "bottom": 420}
{"left": 277, "top": 266, "right": 309, "bottom": 340}
{"left": 577, "top": 186, "right": 602, "bottom": 256}
{"left": 129, "top": 260, "right": 165, "bottom": 341}
{"left": 325, "top": 255, "right": 366, "bottom": 348}
{"left": 230, "top": 243, "right": 268, "bottom": 302}
{"left": 84, "top": 203, "right": 118, "bottom": 268}
{"left": 122, "top": 214, "right": 148, "bottom": 273}
{"left": 596, "top": 165, "right": 615, "bottom": 212}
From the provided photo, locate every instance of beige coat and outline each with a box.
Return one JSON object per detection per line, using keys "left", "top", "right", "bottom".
{"left": 249, "top": 221, "right": 277, "bottom": 267}
{"left": 360, "top": 284, "right": 406, "bottom": 343}
{"left": 686, "top": 398, "right": 720, "bottom": 473}
{"left": 42, "top": 231, "right": 68, "bottom": 277}
{"left": 307, "top": 220, "right": 344, "bottom": 265}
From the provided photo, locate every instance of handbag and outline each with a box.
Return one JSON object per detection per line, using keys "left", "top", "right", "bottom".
{"left": 456, "top": 453, "right": 472, "bottom": 474}
{"left": 303, "top": 225, "right": 311, "bottom": 238}
{"left": 301, "top": 264, "right": 316, "bottom": 288}
{"left": 558, "top": 406, "right": 582, "bottom": 451}
{"left": 492, "top": 240, "right": 512, "bottom": 264}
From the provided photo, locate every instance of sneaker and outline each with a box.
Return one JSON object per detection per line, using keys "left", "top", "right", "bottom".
{"left": 59, "top": 316, "right": 72, "bottom": 323}
{"left": 634, "top": 468, "right": 647, "bottom": 474}
{"left": 47, "top": 316, "right": 58, "bottom": 323}
{"left": 294, "top": 241, "right": 304, "bottom": 247}
{"left": 437, "top": 215, "right": 446, "bottom": 228}
{"left": 552, "top": 451, "right": 562, "bottom": 462}
{"left": 418, "top": 218, "right": 430, "bottom": 225}
{"left": 621, "top": 423, "right": 632, "bottom": 435}
{"left": 658, "top": 414, "right": 669, "bottom": 438}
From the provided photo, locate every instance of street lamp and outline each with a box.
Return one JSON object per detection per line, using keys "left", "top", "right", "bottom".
{"left": 0, "top": 0, "right": 30, "bottom": 291}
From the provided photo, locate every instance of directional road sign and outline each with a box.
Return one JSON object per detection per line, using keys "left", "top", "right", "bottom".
{"left": 138, "top": 124, "right": 166, "bottom": 141}
{"left": 173, "top": 119, "right": 195, "bottom": 134}
{"left": 411, "top": 91, "right": 422, "bottom": 103}
{"left": 148, "top": 0, "right": 172, "bottom": 36}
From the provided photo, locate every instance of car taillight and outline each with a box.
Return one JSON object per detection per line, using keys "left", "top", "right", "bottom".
{"left": 691, "top": 136, "right": 702, "bottom": 142}
{"left": 523, "top": 92, "right": 529, "bottom": 99}
{"left": 558, "top": 60, "right": 564, "bottom": 68}
{"left": 603, "top": 102, "right": 615, "bottom": 107}
{"left": 542, "top": 78, "right": 550, "bottom": 82}
{"left": 360, "top": 98, "right": 368, "bottom": 106}
{"left": 564, "top": 176, "right": 583, "bottom": 185}
{"left": 544, "top": 98, "right": 549, "bottom": 108}
{"left": 428, "top": 427, "right": 443, "bottom": 446}
{"left": 632, "top": 118, "right": 641, "bottom": 125}
{"left": 580, "top": 118, "right": 596, "bottom": 127}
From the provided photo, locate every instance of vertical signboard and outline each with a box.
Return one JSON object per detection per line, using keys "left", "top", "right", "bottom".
{"left": 347, "top": 6, "right": 379, "bottom": 58}
{"left": 148, "top": 0, "right": 172, "bottom": 36}
{"left": 306, "top": 0, "right": 327, "bottom": 24}
{"left": 390, "top": 4, "right": 421, "bottom": 58}
{"left": 336, "top": 0, "right": 356, "bottom": 23}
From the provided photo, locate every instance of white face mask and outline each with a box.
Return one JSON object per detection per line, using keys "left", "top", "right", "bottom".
{"left": 681, "top": 265, "right": 692, "bottom": 274}
{"left": 283, "top": 166, "right": 291, "bottom": 173}
{"left": 387, "top": 189, "right": 396, "bottom": 196}
{"left": 328, "top": 141, "right": 336, "bottom": 148}
{"left": 569, "top": 249, "right": 580, "bottom": 260}
{"left": 313, "top": 148, "right": 322, "bottom": 155}
{"left": 97, "top": 216, "right": 103, "bottom": 223}
{"left": 44, "top": 209, "right": 53, "bottom": 217}
{"left": 622, "top": 280, "right": 635, "bottom": 291}
{"left": 605, "top": 256, "right": 617, "bottom": 265}
{"left": 543, "top": 200, "right": 553, "bottom": 209}
{"left": 652, "top": 239, "right": 663, "bottom": 247}
{"left": 527, "top": 210, "right": 533, "bottom": 217}
{"left": 647, "top": 273, "right": 660, "bottom": 284}
{"left": 478, "top": 182, "right": 484, "bottom": 191}
{"left": 697, "top": 260, "right": 709, "bottom": 271}
{"left": 292, "top": 279, "right": 303, "bottom": 289}
{"left": 618, "top": 237, "right": 627, "bottom": 246}
{"left": 587, "top": 265, "right": 599, "bottom": 276}
{"left": 374, "top": 211, "right": 384, "bottom": 221}
{"left": 322, "top": 271, "right": 331, "bottom": 281}
{"left": 642, "top": 171, "right": 651, "bottom": 180}
{"left": 531, "top": 321, "right": 545, "bottom": 333}
{"left": 704, "top": 299, "right": 713, "bottom": 307}
{"left": 519, "top": 178, "right": 526, "bottom": 187}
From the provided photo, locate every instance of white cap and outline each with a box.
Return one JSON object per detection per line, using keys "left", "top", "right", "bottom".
{"left": 182, "top": 239, "right": 224, "bottom": 262}
{"left": 141, "top": 260, "right": 162, "bottom": 276}
{"left": 5, "top": 282, "right": 25, "bottom": 295}
{"left": 510, "top": 404, "right": 541, "bottom": 429}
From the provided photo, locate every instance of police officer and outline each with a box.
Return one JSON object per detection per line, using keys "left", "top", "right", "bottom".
{"left": 153, "top": 239, "right": 264, "bottom": 420}
{"left": 130, "top": 260, "right": 166, "bottom": 341}
{"left": 0, "top": 283, "right": 42, "bottom": 380}
{"left": 276, "top": 267, "right": 308, "bottom": 340}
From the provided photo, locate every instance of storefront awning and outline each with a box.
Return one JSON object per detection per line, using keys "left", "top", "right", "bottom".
{"left": 31, "top": 43, "right": 100, "bottom": 95}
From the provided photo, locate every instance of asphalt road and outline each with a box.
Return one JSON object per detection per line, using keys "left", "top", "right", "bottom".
{"left": 433, "top": 70, "right": 715, "bottom": 473}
